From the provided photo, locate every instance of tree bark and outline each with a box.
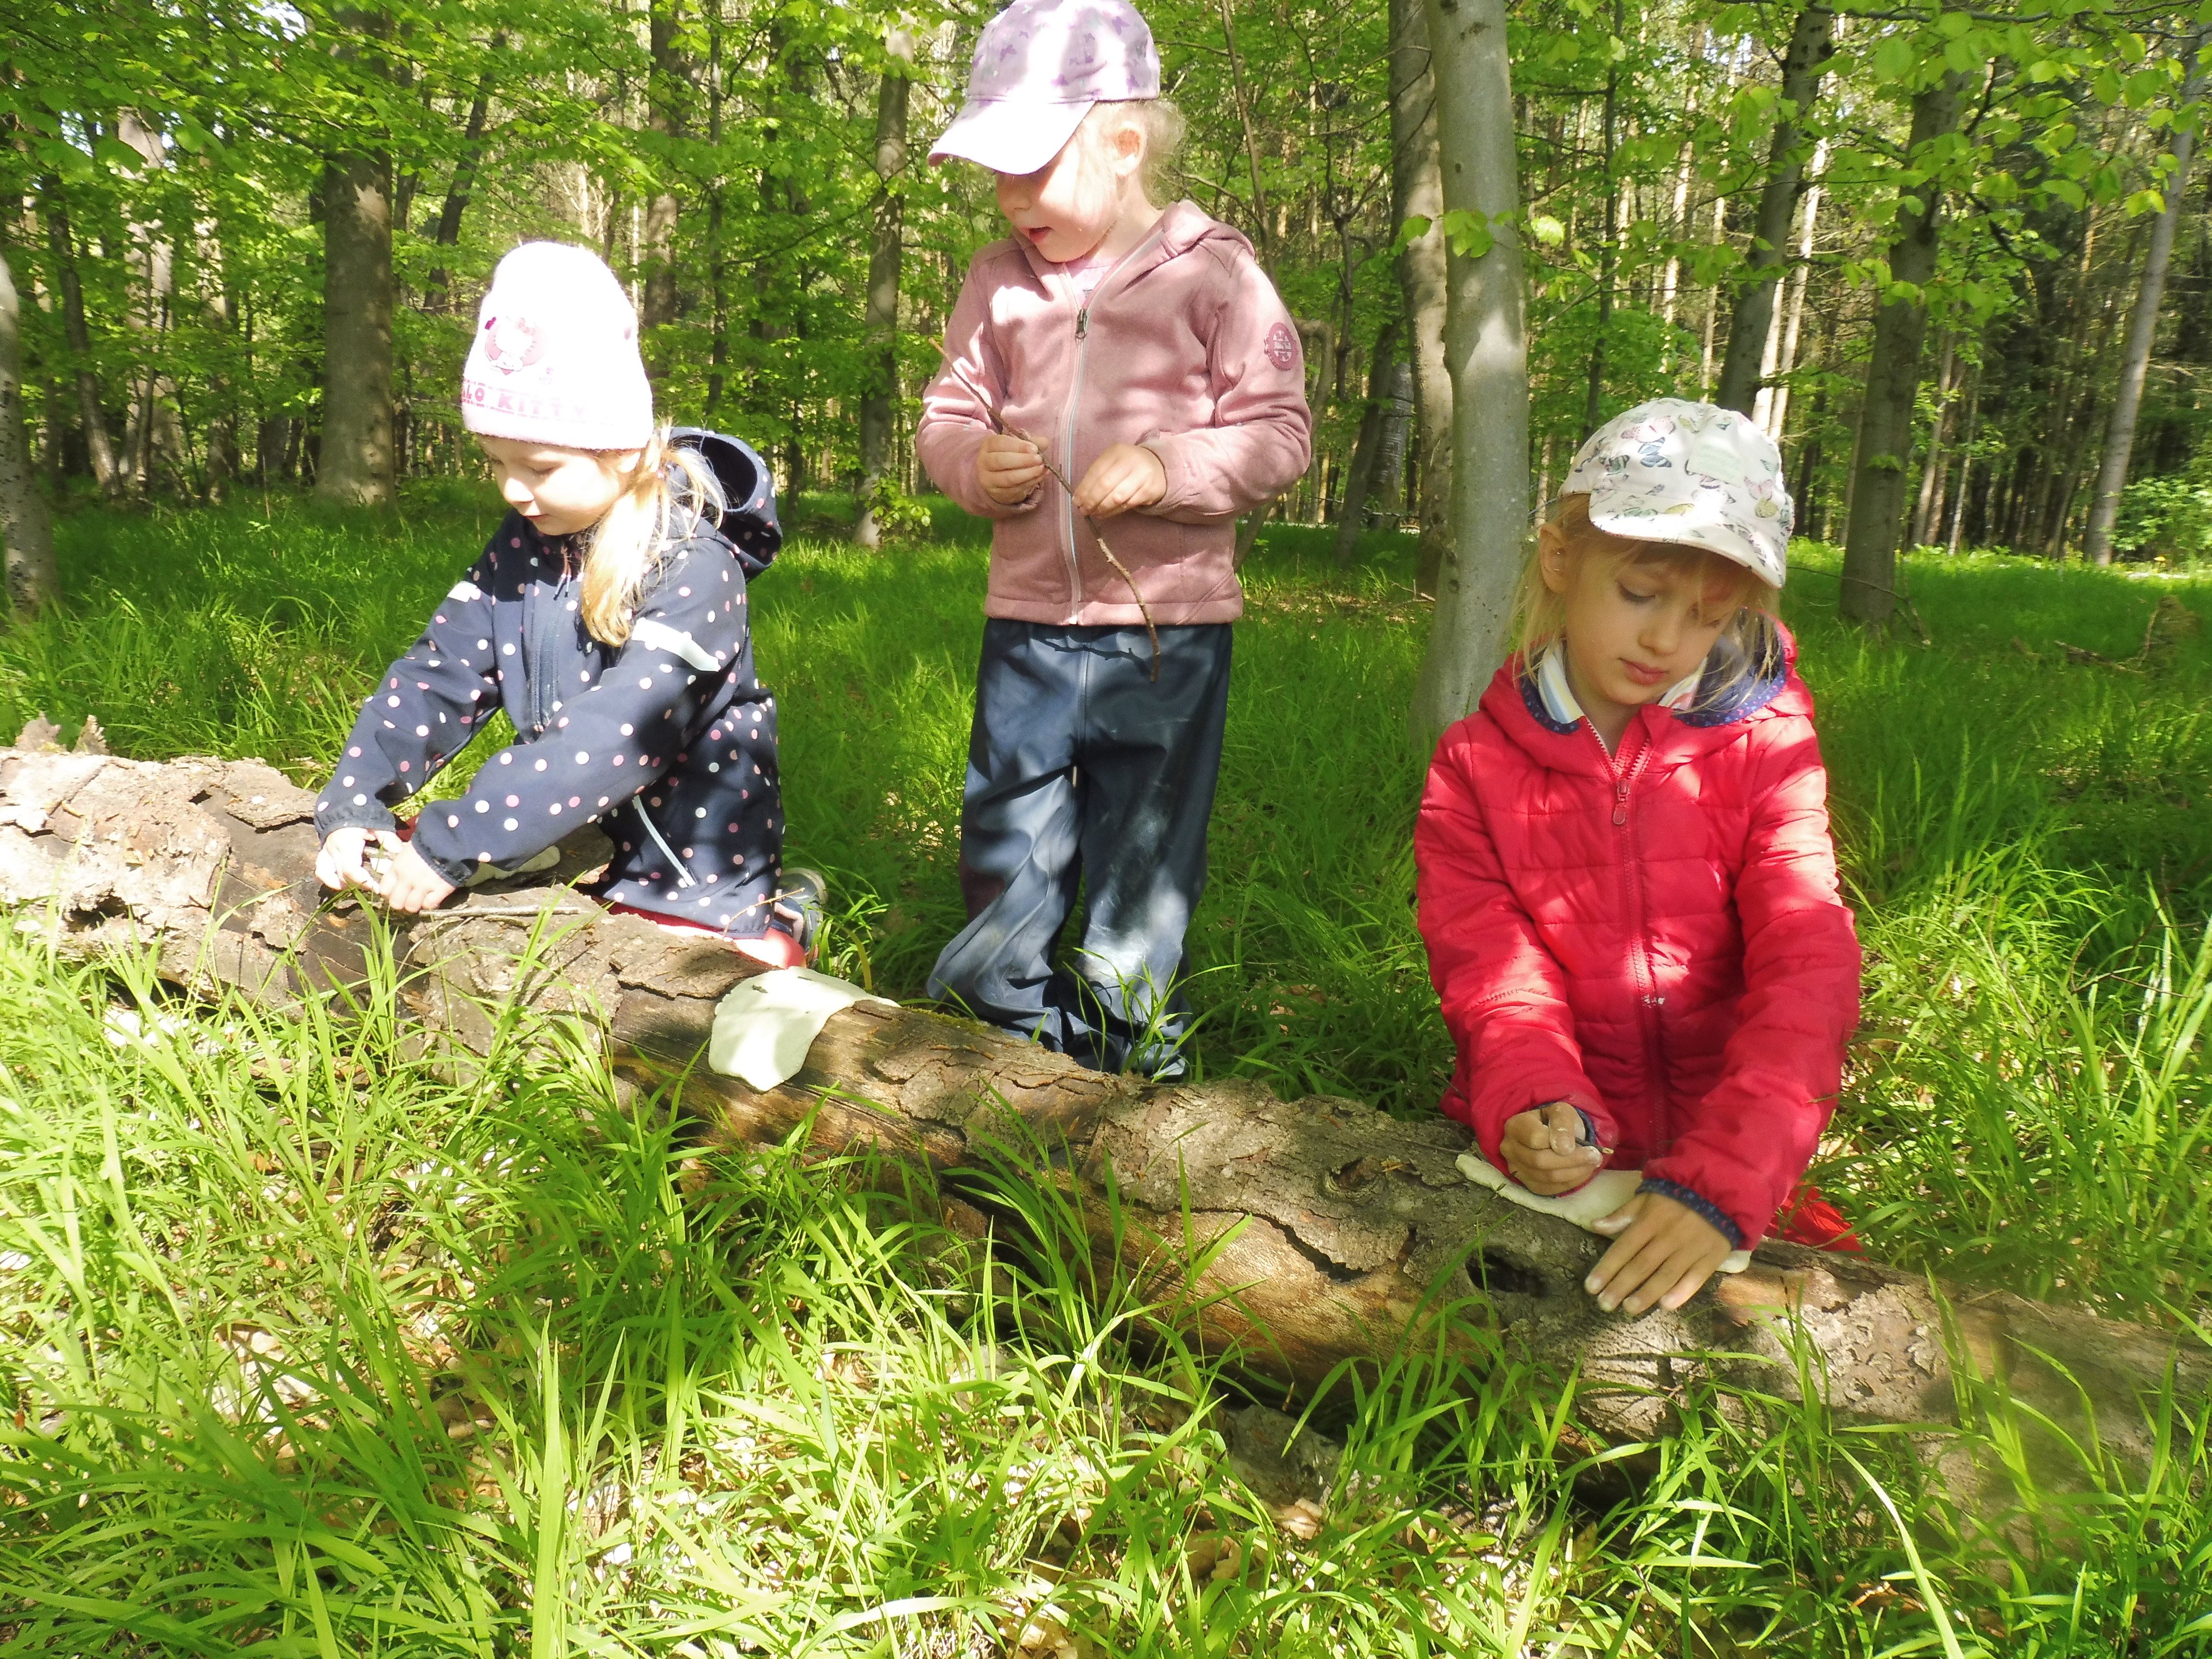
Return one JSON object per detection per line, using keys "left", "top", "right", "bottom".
{"left": 1911, "top": 334, "right": 1956, "bottom": 546}
{"left": 1713, "top": 4, "right": 1835, "bottom": 417}
{"left": 422, "top": 52, "right": 499, "bottom": 313}
{"left": 1839, "top": 69, "right": 1966, "bottom": 626}
{"left": 642, "top": 0, "right": 692, "bottom": 342}
{"left": 1389, "top": 0, "right": 1454, "bottom": 598}
{"left": 2083, "top": 37, "right": 2209, "bottom": 567}
{"left": 1333, "top": 321, "right": 1402, "bottom": 564}
{"left": 0, "top": 744, "right": 2202, "bottom": 1508}
{"left": 38, "top": 187, "right": 120, "bottom": 499}
{"left": 0, "top": 252, "right": 58, "bottom": 612}
{"left": 319, "top": 148, "right": 396, "bottom": 505}
{"left": 855, "top": 28, "right": 916, "bottom": 552}
{"left": 1409, "top": 0, "right": 1530, "bottom": 737}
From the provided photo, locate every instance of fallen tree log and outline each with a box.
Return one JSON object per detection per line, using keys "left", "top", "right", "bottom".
{"left": 0, "top": 739, "right": 2203, "bottom": 1507}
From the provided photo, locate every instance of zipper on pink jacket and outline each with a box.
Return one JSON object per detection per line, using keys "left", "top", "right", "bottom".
{"left": 1057, "top": 224, "right": 1168, "bottom": 614}
{"left": 1590, "top": 718, "right": 1668, "bottom": 1153}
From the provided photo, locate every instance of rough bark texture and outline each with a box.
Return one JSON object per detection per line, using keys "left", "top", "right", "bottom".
{"left": 0, "top": 252, "right": 58, "bottom": 613}
{"left": 1409, "top": 0, "right": 1530, "bottom": 737}
{"left": 38, "top": 188, "right": 121, "bottom": 499}
{"left": 1712, "top": 4, "right": 1835, "bottom": 417}
{"left": 2084, "top": 41, "right": 2209, "bottom": 567}
{"left": 318, "top": 148, "right": 396, "bottom": 506}
{"left": 0, "top": 741, "right": 2200, "bottom": 1508}
{"left": 855, "top": 30, "right": 916, "bottom": 552}
{"left": 1839, "top": 72, "right": 1965, "bottom": 625}
{"left": 1389, "top": 0, "right": 1454, "bottom": 598}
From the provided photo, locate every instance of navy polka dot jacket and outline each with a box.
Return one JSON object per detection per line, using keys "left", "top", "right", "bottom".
{"left": 315, "top": 431, "right": 795, "bottom": 939}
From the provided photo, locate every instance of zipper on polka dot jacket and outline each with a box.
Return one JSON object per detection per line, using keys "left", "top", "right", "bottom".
{"left": 316, "top": 435, "right": 793, "bottom": 938}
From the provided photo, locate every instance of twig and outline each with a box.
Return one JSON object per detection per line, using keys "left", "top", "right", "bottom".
{"left": 946, "top": 361, "right": 1163, "bottom": 681}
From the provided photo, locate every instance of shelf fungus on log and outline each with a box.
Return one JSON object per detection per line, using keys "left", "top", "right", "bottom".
{"left": 0, "top": 738, "right": 2202, "bottom": 1507}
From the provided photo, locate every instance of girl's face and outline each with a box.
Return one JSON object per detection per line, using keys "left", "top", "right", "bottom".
{"left": 996, "top": 122, "right": 1145, "bottom": 264}
{"left": 1543, "top": 533, "right": 1743, "bottom": 743}
{"left": 479, "top": 436, "right": 641, "bottom": 536}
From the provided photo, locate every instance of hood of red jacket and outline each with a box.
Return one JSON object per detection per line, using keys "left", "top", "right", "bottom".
{"left": 1477, "top": 621, "right": 1813, "bottom": 782}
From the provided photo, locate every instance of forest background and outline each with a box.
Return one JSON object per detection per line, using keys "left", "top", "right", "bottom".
{"left": 8, "top": 0, "right": 2212, "bottom": 625}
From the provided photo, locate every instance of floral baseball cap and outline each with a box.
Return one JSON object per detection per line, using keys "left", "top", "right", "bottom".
{"left": 929, "top": 0, "right": 1161, "bottom": 177}
{"left": 1560, "top": 398, "right": 1794, "bottom": 587}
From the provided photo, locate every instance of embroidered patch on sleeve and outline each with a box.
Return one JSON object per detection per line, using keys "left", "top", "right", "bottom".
{"left": 1262, "top": 322, "right": 1300, "bottom": 372}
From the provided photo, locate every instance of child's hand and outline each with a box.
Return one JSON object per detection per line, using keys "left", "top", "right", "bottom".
{"left": 316, "top": 827, "right": 379, "bottom": 895}
{"left": 1499, "top": 1103, "right": 1603, "bottom": 1195}
{"left": 977, "top": 433, "right": 1046, "bottom": 504}
{"left": 1073, "top": 443, "right": 1167, "bottom": 519}
{"left": 374, "top": 836, "right": 457, "bottom": 914}
{"left": 1585, "top": 1190, "right": 1734, "bottom": 1315}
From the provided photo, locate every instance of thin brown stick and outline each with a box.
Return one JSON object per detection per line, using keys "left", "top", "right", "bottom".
{"left": 947, "top": 360, "right": 1163, "bottom": 681}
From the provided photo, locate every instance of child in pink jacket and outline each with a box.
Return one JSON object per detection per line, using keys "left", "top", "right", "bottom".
{"left": 917, "top": 0, "right": 1311, "bottom": 1075}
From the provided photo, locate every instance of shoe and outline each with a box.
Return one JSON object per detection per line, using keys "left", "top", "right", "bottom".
{"left": 774, "top": 867, "right": 830, "bottom": 962}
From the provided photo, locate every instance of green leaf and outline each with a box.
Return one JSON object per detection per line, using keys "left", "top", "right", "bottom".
{"left": 1527, "top": 213, "right": 1566, "bottom": 246}
{"left": 94, "top": 134, "right": 148, "bottom": 174}
{"left": 1872, "top": 35, "right": 1918, "bottom": 84}
{"left": 1943, "top": 37, "right": 1986, "bottom": 77}
{"left": 1436, "top": 209, "right": 1494, "bottom": 261}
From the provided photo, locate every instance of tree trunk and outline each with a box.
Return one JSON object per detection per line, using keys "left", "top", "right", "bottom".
{"left": 1910, "top": 334, "right": 1956, "bottom": 546}
{"left": 0, "top": 254, "right": 58, "bottom": 613}
{"left": 855, "top": 29, "right": 916, "bottom": 552}
{"left": 1408, "top": 0, "right": 1530, "bottom": 738}
{"left": 1759, "top": 143, "right": 1826, "bottom": 438}
{"left": 0, "top": 744, "right": 2202, "bottom": 1509}
{"left": 1838, "top": 70, "right": 1966, "bottom": 626}
{"left": 38, "top": 188, "right": 120, "bottom": 500}
{"left": 114, "top": 111, "right": 174, "bottom": 502}
{"left": 1713, "top": 4, "right": 1835, "bottom": 417}
{"left": 422, "top": 52, "right": 499, "bottom": 313}
{"left": 1389, "top": 0, "right": 1454, "bottom": 598}
{"left": 1333, "top": 321, "right": 1402, "bottom": 565}
{"left": 318, "top": 148, "right": 395, "bottom": 505}
{"left": 2083, "top": 38, "right": 2209, "bottom": 566}
{"left": 1582, "top": 0, "right": 1624, "bottom": 435}
{"left": 642, "top": 0, "right": 691, "bottom": 342}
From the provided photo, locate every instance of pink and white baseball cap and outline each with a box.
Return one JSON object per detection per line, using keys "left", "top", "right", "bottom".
{"left": 460, "top": 242, "right": 654, "bottom": 452}
{"left": 929, "top": 0, "right": 1162, "bottom": 177}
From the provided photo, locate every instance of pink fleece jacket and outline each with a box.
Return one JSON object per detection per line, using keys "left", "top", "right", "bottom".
{"left": 917, "top": 202, "right": 1313, "bottom": 626}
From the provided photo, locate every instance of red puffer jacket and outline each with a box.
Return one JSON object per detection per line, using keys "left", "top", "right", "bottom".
{"left": 1414, "top": 632, "right": 1861, "bottom": 1247}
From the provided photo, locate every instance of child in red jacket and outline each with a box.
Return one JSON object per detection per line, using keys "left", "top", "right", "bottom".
{"left": 1416, "top": 398, "right": 1861, "bottom": 1318}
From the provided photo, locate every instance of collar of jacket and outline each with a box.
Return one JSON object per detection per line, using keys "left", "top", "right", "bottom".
{"left": 1480, "top": 621, "right": 1807, "bottom": 780}
{"left": 1006, "top": 199, "right": 1258, "bottom": 293}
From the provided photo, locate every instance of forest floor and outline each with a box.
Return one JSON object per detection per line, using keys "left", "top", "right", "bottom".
{"left": 0, "top": 492, "right": 2206, "bottom": 1654}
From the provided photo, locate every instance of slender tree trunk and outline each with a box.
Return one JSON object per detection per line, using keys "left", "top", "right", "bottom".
{"left": 2083, "top": 36, "right": 2210, "bottom": 566}
{"left": 1714, "top": 3, "right": 1835, "bottom": 416}
{"left": 1582, "top": 0, "right": 1623, "bottom": 435}
{"left": 642, "top": 0, "right": 691, "bottom": 342}
{"left": 318, "top": 148, "right": 395, "bottom": 506}
{"left": 39, "top": 189, "right": 120, "bottom": 499}
{"left": 1410, "top": 0, "right": 1529, "bottom": 737}
{"left": 855, "top": 28, "right": 916, "bottom": 551}
{"left": 1839, "top": 69, "right": 1967, "bottom": 626}
{"left": 1760, "top": 142, "right": 1826, "bottom": 437}
{"left": 1333, "top": 320, "right": 1402, "bottom": 564}
{"left": 1948, "top": 363, "right": 1980, "bottom": 555}
{"left": 1910, "top": 334, "right": 1956, "bottom": 546}
{"left": 114, "top": 111, "right": 173, "bottom": 501}
{"left": 1218, "top": 0, "right": 1271, "bottom": 264}
{"left": 422, "top": 51, "right": 499, "bottom": 313}
{"left": 706, "top": 8, "right": 729, "bottom": 418}
{"left": 1389, "top": 0, "right": 1454, "bottom": 597}
{"left": 0, "top": 252, "right": 58, "bottom": 613}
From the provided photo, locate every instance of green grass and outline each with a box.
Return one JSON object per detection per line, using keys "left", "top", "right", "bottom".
{"left": 0, "top": 494, "right": 2210, "bottom": 1650}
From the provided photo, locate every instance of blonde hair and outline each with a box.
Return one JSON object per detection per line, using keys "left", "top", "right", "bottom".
{"left": 579, "top": 424, "right": 716, "bottom": 647}
{"left": 1077, "top": 98, "right": 1186, "bottom": 202}
{"left": 1516, "top": 494, "right": 1780, "bottom": 703}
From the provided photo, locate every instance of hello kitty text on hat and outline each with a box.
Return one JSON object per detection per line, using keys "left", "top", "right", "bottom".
{"left": 460, "top": 242, "right": 654, "bottom": 451}
{"left": 1561, "top": 398, "right": 1794, "bottom": 587}
{"left": 928, "top": 0, "right": 1161, "bottom": 177}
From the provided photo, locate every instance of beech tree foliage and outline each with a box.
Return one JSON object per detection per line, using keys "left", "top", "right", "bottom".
{"left": 3, "top": 0, "right": 2211, "bottom": 595}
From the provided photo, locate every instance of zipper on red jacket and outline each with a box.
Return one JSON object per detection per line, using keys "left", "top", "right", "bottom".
{"left": 1591, "top": 718, "right": 1669, "bottom": 1154}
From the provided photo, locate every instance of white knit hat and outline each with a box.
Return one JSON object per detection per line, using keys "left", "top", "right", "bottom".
{"left": 460, "top": 242, "right": 654, "bottom": 451}
{"left": 1561, "top": 398, "right": 1794, "bottom": 587}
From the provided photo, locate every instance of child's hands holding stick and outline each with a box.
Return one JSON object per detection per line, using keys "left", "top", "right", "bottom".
{"left": 977, "top": 433, "right": 1046, "bottom": 504}
{"left": 1499, "top": 1102, "right": 1603, "bottom": 1195}
{"left": 315, "top": 828, "right": 456, "bottom": 914}
{"left": 1073, "top": 443, "right": 1167, "bottom": 519}
{"left": 1586, "top": 1191, "right": 1734, "bottom": 1315}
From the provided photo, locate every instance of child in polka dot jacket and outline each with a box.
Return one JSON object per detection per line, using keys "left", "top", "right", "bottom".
{"left": 313, "top": 241, "right": 817, "bottom": 967}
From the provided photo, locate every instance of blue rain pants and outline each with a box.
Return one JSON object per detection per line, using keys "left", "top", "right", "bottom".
{"left": 926, "top": 619, "right": 1234, "bottom": 1076}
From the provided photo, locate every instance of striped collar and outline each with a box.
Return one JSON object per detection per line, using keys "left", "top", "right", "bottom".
{"left": 1533, "top": 643, "right": 1702, "bottom": 728}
